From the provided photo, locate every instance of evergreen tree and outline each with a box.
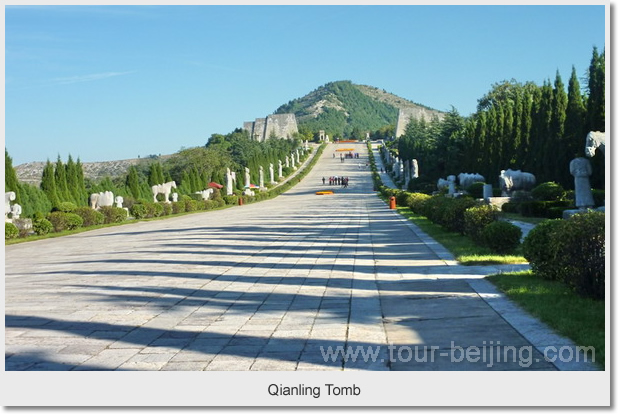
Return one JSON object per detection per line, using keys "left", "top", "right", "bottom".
{"left": 5, "top": 150, "right": 20, "bottom": 200}
{"left": 550, "top": 71, "right": 568, "bottom": 186}
{"left": 586, "top": 46, "right": 605, "bottom": 132}
{"left": 126, "top": 166, "right": 141, "bottom": 199}
{"left": 54, "top": 156, "right": 71, "bottom": 203}
{"left": 148, "top": 162, "right": 165, "bottom": 186}
{"left": 41, "top": 160, "right": 60, "bottom": 208}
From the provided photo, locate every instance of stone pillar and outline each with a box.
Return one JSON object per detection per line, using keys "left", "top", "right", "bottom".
{"left": 447, "top": 175, "right": 456, "bottom": 195}
{"left": 226, "top": 168, "right": 233, "bottom": 196}
{"left": 570, "top": 157, "right": 595, "bottom": 209}
{"left": 411, "top": 159, "right": 419, "bottom": 179}
{"left": 483, "top": 184, "right": 493, "bottom": 200}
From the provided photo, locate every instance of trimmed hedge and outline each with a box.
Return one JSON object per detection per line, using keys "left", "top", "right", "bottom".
{"left": 464, "top": 204, "right": 500, "bottom": 242}
{"left": 74, "top": 207, "right": 105, "bottom": 227}
{"left": 47, "top": 211, "right": 83, "bottom": 232}
{"left": 33, "top": 218, "right": 53, "bottom": 235}
{"left": 5, "top": 222, "right": 19, "bottom": 239}
{"left": 531, "top": 181, "right": 566, "bottom": 201}
{"left": 480, "top": 221, "right": 521, "bottom": 253}
{"left": 522, "top": 212, "right": 605, "bottom": 299}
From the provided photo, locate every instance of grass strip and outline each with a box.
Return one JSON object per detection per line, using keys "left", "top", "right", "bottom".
{"left": 487, "top": 271, "right": 605, "bottom": 369}
{"left": 396, "top": 206, "right": 526, "bottom": 265}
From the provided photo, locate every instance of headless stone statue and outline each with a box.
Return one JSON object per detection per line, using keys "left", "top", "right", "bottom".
{"left": 570, "top": 157, "right": 595, "bottom": 209}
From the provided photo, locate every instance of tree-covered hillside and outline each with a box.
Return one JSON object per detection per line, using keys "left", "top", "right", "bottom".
{"left": 274, "top": 80, "right": 443, "bottom": 140}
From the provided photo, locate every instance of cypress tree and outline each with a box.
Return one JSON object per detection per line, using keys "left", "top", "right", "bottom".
{"left": 586, "top": 46, "right": 605, "bottom": 132}
{"left": 75, "top": 158, "right": 87, "bottom": 205}
{"left": 65, "top": 155, "right": 82, "bottom": 205}
{"left": 564, "top": 66, "right": 586, "bottom": 188}
{"left": 41, "top": 160, "right": 60, "bottom": 208}
{"left": 550, "top": 71, "right": 568, "bottom": 186}
{"left": 54, "top": 156, "right": 71, "bottom": 203}
{"left": 126, "top": 166, "right": 141, "bottom": 199}
{"left": 5, "top": 149, "right": 20, "bottom": 198}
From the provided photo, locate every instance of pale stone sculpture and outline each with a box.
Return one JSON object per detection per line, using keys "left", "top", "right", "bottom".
{"left": 5, "top": 192, "right": 16, "bottom": 220}
{"left": 195, "top": 188, "right": 214, "bottom": 200}
{"left": 114, "top": 196, "right": 124, "bottom": 208}
{"left": 437, "top": 178, "right": 449, "bottom": 190}
{"left": 411, "top": 159, "right": 419, "bottom": 179}
{"left": 269, "top": 163, "right": 275, "bottom": 184}
{"left": 585, "top": 131, "right": 605, "bottom": 157}
{"left": 291, "top": 153, "right": 296, "bottom": 169}
{"left": 499, "top": 169, "right": 536, "bottom": 194}
{"left": 447, "top": 175, "right": 456, "bottom": 195}
{"left": 151, "top": 181, "right": 176, "bottom": 203}
{"left": 172, "top": 192, "right": 179, "bottom": 202}
{"left": 244, "top": 167, "right": 251, "bottom": 189}
{"left": 10, "top": 203, "right": 21, "bottom": 219}
{"left": 483, "top": 184, "right": 493, "bottom": 200}
{"left": 458, "top": 173, "right": 485, "bottom": 190}
{"left": 225, "top": 168, "right": 233, "bottom": 196}
{"left": 285, "top": 156, "right": 290, "bottom": 168}
{"left": 278, "top": 160, "right": 283, "bottom": 178}
{"left": 259, "top": 165, "right": 264, "bottom": 188}
{"left": 90, "top": 191, "right": 114, "bottom": 209}
{"left": 570, "top": 157, "right": 595, "bottom": 209}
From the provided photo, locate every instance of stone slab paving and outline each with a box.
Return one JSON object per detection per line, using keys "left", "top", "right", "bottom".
{"left": 5, "top": 142, "right": 596, "bottom": 371}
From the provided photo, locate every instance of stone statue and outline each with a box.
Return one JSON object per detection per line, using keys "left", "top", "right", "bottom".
{"left": 585, "top": 131, "right": 605, "bottom": 157}
{"left": 447, "top": 175, "right": 456, "bottom": 195}
{"left": 285, "top": 156, "right": 290, "bottom": 168}
{"left": 5, "top": 192, "right": 16, "bottom": 219}
{"left": 411, "top": 159, "right": 419, "bottom": 179}
{"left": 10, "top": 203, "right": 21, "bottom": 219}
{"left": 90, "top": 191, "right": 114, "bottom": 209}
{"left": 458, "top": 173, "right": 485, "bottom": 190}
{"left": 244, "top": 167, "right": 251, "bottom": 189}
{"left": 499, "top": 169, "right": 536, "bottom": 195}
{"left": 259, "top": 165, "right": 264, "bottom": 188}
{"left": 151, "top": 181, "right": 177, "bottom": 203}
{"left": 195, "top": 188, "right": 214, "bottom": 200}
{"left": 225, "top": 168, "right": 233, "bottom": 196}
{"left": 570, "top": 157, "right": 595, "bottom": 209}
{"left": 278, "top": 160, "right": 283, "bottom": 178}
{"left": 269, "top": 163, "right": 275, "bottom": 184}
{"left": 172, "top": 192, "right": 179, "bottom": 202}
{"left": 114, "top": 196, "right": 124, "bottom": 208}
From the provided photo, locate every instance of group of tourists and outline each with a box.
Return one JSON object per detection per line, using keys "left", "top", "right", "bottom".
{"left": 322, "top": 176, "right": 350, "bottom": 188}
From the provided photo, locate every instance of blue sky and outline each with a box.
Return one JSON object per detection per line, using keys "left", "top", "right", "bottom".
{"left": 5, "top": 4, "right": 606, "bottom": 165}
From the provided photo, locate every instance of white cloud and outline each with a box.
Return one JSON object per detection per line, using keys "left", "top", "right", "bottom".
{"left": 51, "top": 71, "right": 136, "bottom": 85}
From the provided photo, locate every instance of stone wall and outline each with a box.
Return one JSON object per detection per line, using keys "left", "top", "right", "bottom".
{"left": 395, "top": 107, "right": 446, "bottom": 138}
{"left": 243, "top": 114, "right": 298, "bottom": 141}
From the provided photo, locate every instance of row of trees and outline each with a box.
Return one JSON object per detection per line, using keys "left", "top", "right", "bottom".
{"left": 6, "top": 129, "right": 303, "bottom": 217}
{"left": 395, "top": 46, "right": 605, "bottom": 190}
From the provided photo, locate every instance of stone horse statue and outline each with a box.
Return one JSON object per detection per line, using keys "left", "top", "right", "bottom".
{"left": 152, "top": 181, "right": 177, "bottom": 203}
{"left": 585, "top": 131, "right": 605, "bottom": 157}
{"left": 195, "top": 188, "right": 214, "bottom": 200}
{"left": 89, "top": 191, "right": 114, "bottom": 210}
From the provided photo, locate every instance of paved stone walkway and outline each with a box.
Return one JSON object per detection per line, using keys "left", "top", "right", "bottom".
{"left": 5, "top": 142, "right": 596, "bottom": 371}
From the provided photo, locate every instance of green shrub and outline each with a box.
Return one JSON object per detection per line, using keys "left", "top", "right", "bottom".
{"left": 441, "top": 196, "right": 478, "bottom": 234}
{"left": 522, "top": 219, "right": 565, "bottom": 280}
{"left": 65, "top": 213, "right": 84, "bottom": 230}
{"left": 407, "top": 176, "right": 435, "bottom": 194}
{"left": 171, "top": 202, "right": 184, "bottom": 214}
{"left": 464, "top": 204, "right": 500, "bottom": 242}
{"left": 466, "top": 182, "right": 486, "bottom": 199}
{"left": 531, "top": 182, "right": 566, "bottom": 201}
{"left": 32, "top": 218, "right": 53, "bottom": 235}
{"left": 406, "top": 193, "right": 431, "bottom": 214}
{"left": 420, "top": 195, "right": 450, "bottom": 225}
{"left": 5, "top": 222, "right": 18, "bottom": 239}
{"left": 553, "top": 211, "right": 605, "bottom": 299}
{"left": 130, "top": 204, "right": 148, "bottom": 219}
{"left": 396, "top": 190, "right": 411, "bottom": 207}
{"left": 185, "top": 199, "right": 198, "bottom": 212}
{"left": 47, "top": 211, "right": 69, "bottom": 232}
{"left": 98, "top": 206, "right": 127, "bottom": 224}
{"left": 520, "top": 200, "right": 572, "bottom": 218}
{"left": 162, "top": 203, "right": 173, "bottom": 216}
{"left": 501, "top": 202, "right": 521, "bottom": 214}
{"left": 56, "top": 201, "right": 77, "bottom": 213}
{"left": 152, "top": 203, "right": 164, "bottom": 217}
{"left": 74, "top": 207, "right": 105, "bottom": 227}
{"left": 480, "top": 221, "right": 522, "bottom": 253}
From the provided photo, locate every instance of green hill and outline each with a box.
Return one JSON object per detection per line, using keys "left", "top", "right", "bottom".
{"left": 274, "top": 80, "right": 444, "bottom": 138}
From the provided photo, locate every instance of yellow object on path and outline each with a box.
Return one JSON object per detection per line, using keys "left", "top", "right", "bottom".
{"left": 316, "top": 191, "right": 334, "bottom": 195}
